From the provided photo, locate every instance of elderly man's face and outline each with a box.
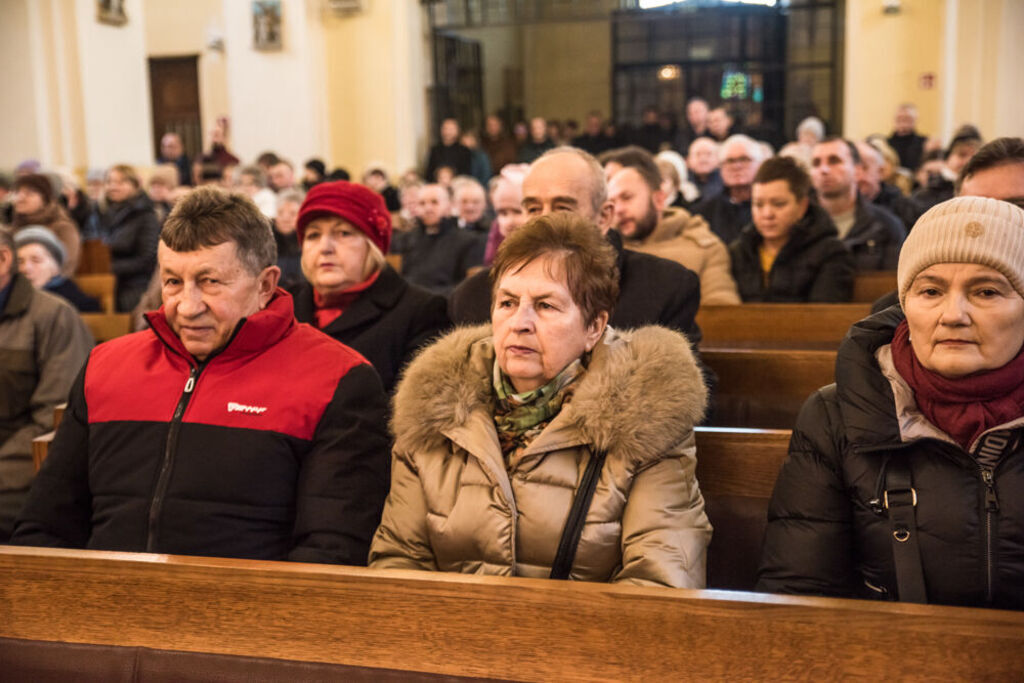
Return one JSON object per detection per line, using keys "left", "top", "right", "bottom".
{"left": 688, "top": 139, "right": 719, "bottom": 176}
{"left": 856, "top": 143, "right": 884, "bottom": 199}
{"left": 455, "top": 184, "right": 487, "bottom": 224}
{"left": 161, "top": 134, "right": 184, "bottom": 160}
{"left": 491, "top": 179, "right": 526, "bottom": 238}
{"left": 159, "top": 241, "right": 278, "bottom": 361}
{"left": 530, "top": 117, "right": 547, "bottom": 142}
{"left": 522, "top": 154, "right": 600, "bottom": 223}
{"left": 417, "top": 185, "right": 450, "bottom": 227}
{"left": 895, "top": 107, "right": 916, "bottom": 135}
{"left": 720, "top": 141, "right": 759, "bottom": 189}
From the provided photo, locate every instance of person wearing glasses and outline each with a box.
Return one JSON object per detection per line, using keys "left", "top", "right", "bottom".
{"left": 691, "top": 134, "right": 767, "bottom": 245}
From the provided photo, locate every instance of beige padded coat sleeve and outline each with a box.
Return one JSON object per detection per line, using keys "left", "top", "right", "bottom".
{"left": 368, "top": 450, "right": 439, "bottom": 570}
{"left": 612, "top": 433, "right": 711, "bottom": 588}
{"left": 692, "top": 215, "right": 741, "bottom": 306}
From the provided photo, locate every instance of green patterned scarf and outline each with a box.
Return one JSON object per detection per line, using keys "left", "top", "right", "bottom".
{"left": 493, "top": 358, "right": 585, "bottom": 461}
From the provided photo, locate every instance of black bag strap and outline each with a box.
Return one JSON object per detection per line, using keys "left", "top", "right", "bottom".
{"left": 883, "top": 456, "right": 927, "bottom": 603}
{"left": 550, "top": 449, "right": 607, "bottom": 580}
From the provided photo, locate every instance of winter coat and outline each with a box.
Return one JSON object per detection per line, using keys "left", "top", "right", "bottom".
{"left": 12, "top": 202, "right": 82, "bottom": 277}
{"left": 448, "top": 229, "right": 704, "bottom": 347}
{"left": 44, "top": 277, "right": 101, "bottom": 312}
{"left": 11, "top": 291, "right": 390, "bottom": 565}
{"left": 98, "top": 192, "right": 160, "bottom": 312}
{"left": 624, "top": 206, "right": 740, "bottom": 305}
{"left": 291, "top": 265, "right": 451, "bottom": 394}
{"left": 758, "top": 306, "right": 1024, "bottom": 609}
{"left": 369, "top": 324, "right": 711, "bottom": 587}
{"left": 843, "top": 197, "right": 906, "bottom": 271}
{"left": 729, "top": 203, "right": 855, "bottom": 302}
{"left": 692, "top": 191, "right": 751, "bottom": 246}
{"left": 871, "top": 182, "right": 924, "bottom": 233}
{"left": 0, "top": 274, "right": 93, "bottom": 539}
{"left": 395, "top": 218, "right": 486, "bottom": 296}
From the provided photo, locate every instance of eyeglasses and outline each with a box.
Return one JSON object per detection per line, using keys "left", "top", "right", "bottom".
{"left": 722, "top": 156, "right": 753, "bottom": 166}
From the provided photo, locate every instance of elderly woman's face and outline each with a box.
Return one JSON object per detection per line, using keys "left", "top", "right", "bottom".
{"left": 904, "top": 263, "right": 1024, "bottom": 378}
{"left": 105, "top": 170, "right": 136, "bottom": 203}
{"left": 17, "top": 244, "right": 60, "bottom": 288}
{"left": 492, "top": 255, "right": 606, "bottom": 393}
{"left": 300, "top": 217, "right": 371, "bottom": 295}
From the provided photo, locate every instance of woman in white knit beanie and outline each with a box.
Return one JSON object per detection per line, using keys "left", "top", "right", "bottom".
{"left": 759, "top": 196, "right": 1024, "bottom": 609}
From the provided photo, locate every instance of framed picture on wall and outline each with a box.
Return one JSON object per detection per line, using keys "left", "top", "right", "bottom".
{"left": 253, "top": 0, "right": 283, "bottom": 51}
{"left": 97, "top": 0, "right": 127, "bottom": 26}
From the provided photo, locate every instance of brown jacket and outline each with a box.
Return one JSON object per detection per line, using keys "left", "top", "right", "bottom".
{"left": 624, "top": 207, "right": 741, "bottom": 305}
{"left": 12, "top": 203, "right": 82, "bottom": 277}
{"left": 0, "top": 273, "right": 93, "bottom": 538}
{"left": 370, "top": 324, "right": 711, "bottom": 587}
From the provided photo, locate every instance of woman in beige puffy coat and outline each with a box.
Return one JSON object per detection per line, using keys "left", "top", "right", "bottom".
{"left": 369, "top": 212, "right": 711, "bottom": 587}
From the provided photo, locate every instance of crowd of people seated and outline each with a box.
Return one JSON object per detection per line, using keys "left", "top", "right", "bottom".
{"left": 2, "top": 97, "right": 1024, "bottom": 611}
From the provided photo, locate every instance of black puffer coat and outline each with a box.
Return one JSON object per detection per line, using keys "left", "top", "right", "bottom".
{"left": 98, "top": 192, "right": 160, "bottom": 312}
{"left": 758, "top": 307, "right": 1024, "bottom": 609}
{"left": 729, "top": 203, "right": 855, "bottom": 302}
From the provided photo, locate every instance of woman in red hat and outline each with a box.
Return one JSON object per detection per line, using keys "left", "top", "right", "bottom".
{"left": 290, "top": 180, "right": 451, "bottom": 394}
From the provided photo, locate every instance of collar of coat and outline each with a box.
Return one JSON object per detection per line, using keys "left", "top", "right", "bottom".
{"left": 391, "top": 323, "right": 707, "bottom": 469}
{"left": 623, "top": 206, "right": 718, "bottom": 250}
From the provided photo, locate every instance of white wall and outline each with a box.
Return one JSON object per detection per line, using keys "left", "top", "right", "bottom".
{"left": 221, "top": 0, "right": 328, "bottom": 167}
{"left": 74, "top": 0, "right": 154, "bottom": 167}
{"left": 0, "top": 0, "right": 43, "bottom": 169}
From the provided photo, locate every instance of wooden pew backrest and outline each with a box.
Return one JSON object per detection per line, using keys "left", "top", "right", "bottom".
{"left": 74, "top": 273, "right": 116, "bottom": 313}
{"left": 76, "top": 240, "right": 112, "bottom": 275}
{"left": 81, "top": 313, "right": 133, "bottom": 343}
{"left": 3, "top": 547, "right": 1023, "bottom": 681}
{"left": 852, "top": 270, "right": 897, "bottom": 304}
{"left": 698, "top": 303, "right": 872, "bottom": 347}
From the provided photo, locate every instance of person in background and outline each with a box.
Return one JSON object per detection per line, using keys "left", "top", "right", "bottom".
{"left": 481, "top": 115, "right": 519, "bottom": 173}
{"left": 370, "top": 212, "right": 711, "bottom": 587}
{"left": 15, "top": 227, "right": 99, "bottom": 312}
{"left": 97, "top": 164, "right": 160, "bottom": 312}
{"left": 273, "top": 189, "right": 304, "bottom": 290}
{"left": 759, "top": 196, "right": 1024, "bottom": 609}
{"left": 687, "top": 137, "right": 724, "bottom": 202}
{"left": 692, "top": 134, "right": 765, "bottom": 245}
{"left": 459, "top": 131, "right": 493, "bottom": 187}
{"left": 707, "top": 107, "right": 735, "bottom": 142}
{"left": 237, "top": 165, "right": 278, "bottom": 219}
{"left": 425, "top": 118, "right": 472, "bottom": 180}
{"left": 730, "top": 156, "right": 854, "bottom": 302}
{"left": 54, "top": 169, "right": 96, "bottom": 236}
{"left": 148, "top": 164, "right": 180, "bottom": 224}
{"left": 302, "top": 159, "right": 327, "bottom": 191}
{"left": 887, "top": 103, "right": 928, "bottom": 172}
{"left": 678, "top": 97, "right": 710, "bottom": 152}
{"left": 202, "top": 116, "right": 240, "bottom": 169}
{"left": 944, "top": 127, "right": 984, "bottom": 185}
{"left": 483, "top": 165, "right": 528, "bottom": 265}
{"left": 362, "top": 167, "right": 401, "bottom": 212}
{"left": 912, "top": 149, "right": 955, "bottom": 210}
{"left": 572, "top": 111, "right": 613, "bottom": 157}
{"left": 451, "top": 176, "right": 491, "bottom": 234}
{"left": 289, "top": 181, "right": 449, "bottom": 394}
{"left": 11, "top": 187, "right": 390, "bottom": 564}
{"left": 957, "top": 137, "right": 1024, "bottom": 206}
{"left": 256, "top": 152, "right": 281, "bottom": 175}
{"left": 0, "top": 227, "right": 92, "bottom": 539}
{"left": 856, "top": 141, "right": 923, "bottom": 233}
{"left": 517, "top": 117, "right": 555, "bottom": 164}
{"left": 10, "top": 174, "right": 81, "bottom": 277}
{"left": 158, "top": 132, "right": 193, "bottom": 187}
{"left": 656, "top": 150, "right": 700, "bottom": 208}
{"left": 269, "top": 160, "right": 297, "bottom": 193}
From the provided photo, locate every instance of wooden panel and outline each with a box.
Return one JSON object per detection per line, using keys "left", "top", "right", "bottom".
{"left": 698, "top": 303, "right": 872, "bottom": 348}
{"left": 81, "top": 313, "right": 133, "bottom": 343}
{"left": 704, "top": 348, "right": 835, "bottom": 428}
{"left": 53, "top": 403, "right": 66, "bottom": 429}
{"left": 74, "top": 274, "right": 116, "bottom": 314}
{"left": 2, "top": 548, "right": 1023, "bottom": 680}
{"left": 695, "top": 426, "right": 790, "bottom": 499}
{"left": 76, "top": 240, "right": 111, "bottom": 275}
{"left": 386, "top": 253, "right": 403, "bottom": 272}
{"left": 852, "top": 270, "right": 897, "bottom": 303}
{"left": 31, "top": 432, "right": 54, "bottom": 473}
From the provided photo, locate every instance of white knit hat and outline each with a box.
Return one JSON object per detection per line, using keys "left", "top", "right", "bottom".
{"left": 898, "top": 196, "right": 1024, "bottom": 308}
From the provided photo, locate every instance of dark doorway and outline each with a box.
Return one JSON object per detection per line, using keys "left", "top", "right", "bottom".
{"left": 429, "top": 32, "right": 484, "bottom": 143}
{"left": 148, "top": 56, "right": 202, "bottom": 160}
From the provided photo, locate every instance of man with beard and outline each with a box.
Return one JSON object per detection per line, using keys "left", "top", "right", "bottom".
{"left": 811, "top": 137, "right": 905, "bottom": 270}
{"left": 607, "top": 150, "right": 739, "bottom": 305}
{"left": 855, "top": 140, "right": 923, "bottom": 233}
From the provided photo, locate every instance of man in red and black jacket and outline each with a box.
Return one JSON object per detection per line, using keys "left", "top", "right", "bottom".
{"left": 11, "top": 187, "right": 390, "bottom": 565}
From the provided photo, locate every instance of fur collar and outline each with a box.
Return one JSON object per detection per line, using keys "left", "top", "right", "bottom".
{"left": 391, "top": 323, "right": 707, "bottom": 468}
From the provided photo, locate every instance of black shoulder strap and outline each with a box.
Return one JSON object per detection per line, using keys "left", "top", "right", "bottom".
{"left": 884, "top": 457, "right": 927, "bottom": 603}
{"left": 550, "top": 450, "right": 607, "bottom": 580}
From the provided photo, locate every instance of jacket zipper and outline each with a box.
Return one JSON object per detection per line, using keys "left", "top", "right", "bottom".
{"left": 146, "top": 366, "right": 200, "bottom": 552}
{"left": 980, "top": 466, "right": 1000, "bottom": 604}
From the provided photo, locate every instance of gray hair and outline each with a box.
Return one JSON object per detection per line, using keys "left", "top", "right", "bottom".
{"left": 796, "top": 116, "right": 825, "bottom": 143}
{"left": 276, "top": 188, "right": 305, "bottom": 209}
{"left": 719, "top": 134, "right": 767, "bottom": 164}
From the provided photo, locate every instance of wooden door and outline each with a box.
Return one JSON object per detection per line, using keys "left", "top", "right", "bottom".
{"left": 148, "top": 56, "right": 202, "bottom": 160}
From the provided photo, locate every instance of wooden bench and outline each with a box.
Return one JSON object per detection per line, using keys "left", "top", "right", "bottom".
{"left": 695, "top": 426, "right": 790, "bottom": 590}
{"left": 703, "top": 348, "right": 835, "bottom": 428}
{"left": 2, "top": 547, "right": 1023, "bottom": 680}
{"left": 81, "top": 313, "right": 133, "bottom": 343}
{"left": 74, "top": 273, "right": 116, "bottom": 313}
{"left": 852, "top": 270, "right": 897, "bottom": 303}
{"left": 697, "top": 303, "right": 873, "bottom": 349}
{"left": 76, "top": 239, "right": 111, "bottom": 275}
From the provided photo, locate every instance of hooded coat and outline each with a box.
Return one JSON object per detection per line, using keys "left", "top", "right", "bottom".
{"left": 369, "top": 324, "right": 712, "bottom": 587}
{"left": 729, "top": 203, "right": 855, "bottom": 302}
{"left": 758, "top": 307, "right": 1024, "bottom": 609}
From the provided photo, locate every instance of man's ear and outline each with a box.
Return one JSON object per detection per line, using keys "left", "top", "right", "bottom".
{"left": 597, "top": 201, "right": 614, "bottom": 234}
{"left": 257, "top": 265, "right": 281, "bottom": 307}
{"left": 652, "top": 188, "right": 668, "bottom": 213}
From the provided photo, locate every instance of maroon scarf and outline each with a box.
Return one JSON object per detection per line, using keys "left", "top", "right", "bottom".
{"left": 890, "top": 319, "right": 1024, "bottom": 451}
{"left": 313, "top": 270, "right": 380, "bottom": 329}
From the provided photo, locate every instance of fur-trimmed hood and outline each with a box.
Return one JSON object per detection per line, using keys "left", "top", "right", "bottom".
{"left": 392, "top": 324, "right": 707, "bottom": 468}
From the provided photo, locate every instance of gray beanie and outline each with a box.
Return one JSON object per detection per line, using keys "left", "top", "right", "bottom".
{"left": 898, "top": 196, "right": 1024, "bottom": 308}
{"left": 14, "top": 226, "right": 66, "bottom": 267}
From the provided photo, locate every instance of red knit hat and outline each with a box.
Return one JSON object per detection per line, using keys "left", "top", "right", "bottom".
{"left": 296, "top": 180, "right": 392, "bottom": 254}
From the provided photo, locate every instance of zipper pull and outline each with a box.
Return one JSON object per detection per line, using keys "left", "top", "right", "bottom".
{"left": 183, "top": 369, "right": 197, "bottom": 394}
{"left": 982, "top": 468, "right": 1000, "bottom": 512}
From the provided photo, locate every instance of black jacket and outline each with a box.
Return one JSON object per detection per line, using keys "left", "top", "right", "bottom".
{"left": 871, "top": 182, "right": 924, "bottom": 233}
{"left": 290, "top": 265, "right": 451, "bottom": 394}
{"left": 395, "top": 218, "right": 485, "bottom": 296}
{"left": 841, "top": 197, "right": 906, "bottom": 271}
{"left": 424, "top": 143, "right": 472, "bottom": 180}
{"left": 887, "top": 131, "right": 927, "bottom": 172}
{"left": 44, "top": 277, "right": 101, "bottom": 313}
{"left": 11, "top": 291, "right": 390, "bottom": 565}
{"left": 729, "top": 203, "right": 855, "bottom": 303}
{"left": 692, "top": 191, "right": 751, "bottom": 245}
{"left": 758, "top": 307, "right": 1024, "bottom": 609}
{"left": 98, "top": 192, "right": 161, "bottom": 312}
{"left": 448, "top": 230, "right": 703, "bottom": 347}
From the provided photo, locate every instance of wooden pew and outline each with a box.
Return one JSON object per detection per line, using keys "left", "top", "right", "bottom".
{"left": 2, "top": 547, "right": 1023, "bottom": 680}
{"left": 81, "top": 313, "right": 133, "bottom": 343}
{"left": 31, "top": 432, "right": 54, "bottom": 473}
{"left": 697, "top": 303, "right": 872, "bottom": 349}
{"left": 76, "top": 239, "right": 112, "bottom": 275}
{"left": 852, "top": 270, "right": 897, "bottom": 304}
{"left": 74, "top": 273, "right": 116, "bottom": 313}
{"left": 695, "top": 426, "right": 790, "bottom": 590}
{"left": 54, "top": 403, "right": 66, "bottom": 429}
{"left": 385, "top": 252, "right": 402, "bottom": 272}
{"left": 703, "top": 348, "right": 835, "bottom": 428}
